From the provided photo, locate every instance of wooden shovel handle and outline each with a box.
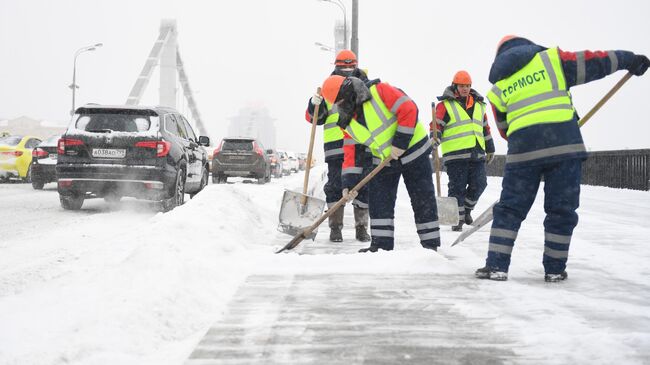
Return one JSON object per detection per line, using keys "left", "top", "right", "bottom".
{"left": 279, "top": 156, "right": 393, "bottom": 252}
{"left": 301, "top": 87, "right": 321, "bottom": 204}
{"left": 305, "top": 156, "right": 392, "bottom": 235}
{"left": 579, "top": 72, "right": 632, "bottom": 128}
{"left": 431, "top": 103, "right": 442, "bottom": 197}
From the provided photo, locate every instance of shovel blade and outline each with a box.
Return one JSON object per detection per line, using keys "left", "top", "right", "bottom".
{"left": 436, "top": 196, "right": 460, "bottom": 226}
{"left": 278, "top": 190, "right": 326, "bottom": 239}
{"left": 451, "top": 200, "right": 497, "bottom": 246}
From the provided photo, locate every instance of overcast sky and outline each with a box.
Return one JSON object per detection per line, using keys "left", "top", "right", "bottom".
{"left": 1, "top": 0, "right": 649, "bottom": 156}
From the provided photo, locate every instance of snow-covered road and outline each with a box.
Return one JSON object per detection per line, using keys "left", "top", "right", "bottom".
{"left": 0, "top": 167, "right": 649, "bottom": 365}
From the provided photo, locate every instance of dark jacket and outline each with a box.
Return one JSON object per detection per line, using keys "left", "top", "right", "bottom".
{"left": 488, "top": 37, "right": 639, "bottom": 167}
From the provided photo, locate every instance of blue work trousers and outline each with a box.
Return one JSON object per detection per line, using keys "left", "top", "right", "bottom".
{"left": 446, "top": 159, "right": 487, "bottom": 221}
{"left": 369, "top": 153, "right": 440, "bottom": 250}
{"left": 325, "top": 159, "right": 368, "bottom": 206}
{"left": 486, "top": 159, "right": 581, "bottom": 274}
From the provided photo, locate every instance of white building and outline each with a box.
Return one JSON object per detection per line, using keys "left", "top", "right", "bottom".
{"left": 227, "top": 106, "right": 277, "bottom": 149}
{"left": 0, "top": 116, "right": 67, "bottom": 139}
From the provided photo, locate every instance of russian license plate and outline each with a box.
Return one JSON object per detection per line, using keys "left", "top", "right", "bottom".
{"left": 92, "top": 148, "right": 126, "bottom": 158}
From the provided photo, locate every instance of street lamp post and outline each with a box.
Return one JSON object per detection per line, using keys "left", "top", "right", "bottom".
{"left": 70, "top": 43, "right": 103, "bottom": 116}
{"left": 314, "top": 42, "right": 336, "bottom": 54}
{"left": 318, "top": 0, "right": 347, "bottom": 50}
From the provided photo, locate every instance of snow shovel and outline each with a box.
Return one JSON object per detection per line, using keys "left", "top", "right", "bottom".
{"left": 277, "top": 88, "right": 326, "bottom": 239}
{"left": 432, "top": 102, "right": 461, "bottom": 226}
{"left": 433, "top": 145, "right": 461, "bottom": 225}
{"left": 452, "top": 72, "right": 634, "bottom": 247}
{"left": 451, "top": 200, "right": 498, "bottom": 246}
{"left": 277, "top": 156, "right": 394, "bottom": 253}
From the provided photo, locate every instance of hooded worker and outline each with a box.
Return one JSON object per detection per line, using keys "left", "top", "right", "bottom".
{"left": 476, "top": 35, "right": 649, "bottom": 282}
{"left": 321, "top": 75, "right": 440, "bottom": 253}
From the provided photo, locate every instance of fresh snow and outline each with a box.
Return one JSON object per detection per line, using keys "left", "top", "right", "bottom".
{"left": 0, "top": 166, "right": 649, "bottom": 364}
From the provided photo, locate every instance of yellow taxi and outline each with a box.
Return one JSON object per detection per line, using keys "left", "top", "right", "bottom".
{"left": 0, "top": 135, "right": 42, "bottom": 182}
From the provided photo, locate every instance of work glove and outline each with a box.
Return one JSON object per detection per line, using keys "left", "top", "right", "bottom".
{"left": 342, "top": 188, "right": 358, "bottom": 203}
{"left": 390, "top": 146, "right": 405, "bottom": 160}
{"left": 486, "top": 152, "right": 495, "bottom": 165}
{"left": 629, "top": 55, "right": 650, "bottom": 76}
{"left": 310, "top": 93, "right": 323, "bottom": 106}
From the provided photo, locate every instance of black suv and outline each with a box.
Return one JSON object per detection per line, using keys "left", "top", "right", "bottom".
{"left": 212, "top": 137, "right": 271, "bottom": 184}
{"left": 56, "top": 105, "right": 210, "bottom": 211}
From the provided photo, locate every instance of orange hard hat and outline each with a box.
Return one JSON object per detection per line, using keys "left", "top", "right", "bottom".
{"left": 452, "top": 70, "right": 472, "bottom": 85}
{"left": 321, "top": 75, "right": 346, "bottom": 103}
{"left": 496, "top": 35, "right": 518, "bottom": 53}
{"left": 335, "top": 49, "right": 358, "bottom": 67}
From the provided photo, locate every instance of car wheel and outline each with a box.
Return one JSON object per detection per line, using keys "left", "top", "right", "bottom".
{"left": 161, "top": 168, "right": 185, "bottom": 212}
{"left": 60, "top": 194, "right": 84, "bottom": 210}
{"left": 215, "top": 174, "right": 227, "bottom": 184}
{"left": 191, "top": 167, "right": 209, "bottom": 199}
{"left": 32, "top": 180, "right": 45, "bottom": 190}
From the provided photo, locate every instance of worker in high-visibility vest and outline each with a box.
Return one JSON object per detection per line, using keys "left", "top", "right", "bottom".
{"left": 433, "top": 70, "right": 495, "bottom": 232}
{"left": 320, "top": 75, "right": 440, "bottom": 253}
{"left": 305, "top": 50, "right": 371, "bottom": 243}
{"left": 476, "top": 35, "right": 649, "bottom": 282}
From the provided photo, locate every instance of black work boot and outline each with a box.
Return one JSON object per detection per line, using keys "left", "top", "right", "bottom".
{"left": 452, "top": 222, "right": 464, "bottom": 232}
{"left": 475, "top": 266, "right": 508, "bottom": 281}
{"left": 544, "top": 271, "right": 568, "bottom": 282}
{"left": 353, "top": 206, "right": 370, "bottom": 242}
{"left": 358, "top": 245, "right": 379, "bottom": 253}
{"left": 328, "top": 205, "right": 344, "bottom": 242}
{"left": 464, "top": 210, "right": 473, "bottom": 225}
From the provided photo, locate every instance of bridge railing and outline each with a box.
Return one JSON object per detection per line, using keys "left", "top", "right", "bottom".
{"left": 485, "top": 149, "right": 650, "bottom": 191}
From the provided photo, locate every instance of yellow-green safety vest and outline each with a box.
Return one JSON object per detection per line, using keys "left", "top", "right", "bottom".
{"left": 487, "top": 47, "right": 576, "bottom": 136}
{"left": 440, "top": 99, "right": 486, "bottom": 155}
{"left": 323, "top": 101, "right": 344, "bottom": 144}
{"left": 344, "top": 85, "right": 428, "bottom": 160}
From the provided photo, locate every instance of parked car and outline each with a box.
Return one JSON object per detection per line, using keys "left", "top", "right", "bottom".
{"left": 212, "top": 137, "right": 271, "bottom": 184}
{"left": 207, "top": 146, "right": 219, "bottom": 172}
{"left": 265, "top": 148, "right": 283, "bottom": 178}
{"left": 297, "top": 152, "right": 307, "bottom": 171}
{"left": 0, "top": 135, "right": 42, "bottom": 182}
{"left": 276, "top": 150, "right": 291, "bottom": 175}
{"left": 56, "top": 104, "right": 210, "bottom": 211}
{"left": 284, "top": 150, "right": 300, "bottom": 173}
{"left": 30, "top": 134, "right": 61, "bottom": 189}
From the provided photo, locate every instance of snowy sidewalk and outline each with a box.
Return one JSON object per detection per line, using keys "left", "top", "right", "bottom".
{"left": 186, "top": 273, "right": 517, "bottom": 364}
{"left": 185, "top": 176, "right": 650, "bottom": 365}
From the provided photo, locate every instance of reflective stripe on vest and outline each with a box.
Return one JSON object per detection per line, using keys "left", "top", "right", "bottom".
{"left": 343, "top": 85, "right": 427, "bottom": 159}
{"left": 440, "top": 99, "right": 486, "bottom": 155}
{"left": 487, "top": 48, "right": 576, "bottom": 136}
{"left": 323, "top": 102, "right": 344, "bottom": 143}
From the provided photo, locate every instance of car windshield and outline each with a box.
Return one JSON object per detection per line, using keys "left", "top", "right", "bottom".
{"left": 40, "top": 135, "right": 61, "bottom": 147}
{"left": 75, "top": 113, "right": 152, "bottom": 132}
{"left": 222, "top": 140, "right": 253, "bottom": 151}
{"left": 0, "top": 136, "right": 22, "bottom": 146}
